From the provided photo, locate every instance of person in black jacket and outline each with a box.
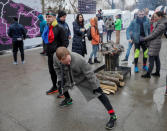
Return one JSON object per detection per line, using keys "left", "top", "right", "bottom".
{"left": 8, "top": 17, "right": 26, "bottom": 64}
{"left": 42, "top": 11, "right": 67, "bottom": 95}
{"left": 57, "top": 10, "right": 71, "bottom": 47}
{"left": 72, "top": 14, "right": 87, "bottom": 57}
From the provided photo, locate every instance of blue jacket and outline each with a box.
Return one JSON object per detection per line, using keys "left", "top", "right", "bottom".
{"left": 38, "top": 14, "right": 47, "bottom": 35}
{"left": 126, "top": 17, "right": 150, "bottom": 44}
{"left": 57, "top": 17, "right": 71, "bottom": 46}
{"left": 72, "top": 21, "right": 87, "bottom": 56}
{"left": 8, "top": 22, "right": 26, "bottom": 41}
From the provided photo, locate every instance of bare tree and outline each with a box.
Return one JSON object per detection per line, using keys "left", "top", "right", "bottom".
{"left": 41, "top": 0, "right": 45, "bottom": 14}
{"left": 45, "top": 0, "right": 67, "bottom": 13}
{"left": 68, "top": 0, "right": 78, "bottom": 13}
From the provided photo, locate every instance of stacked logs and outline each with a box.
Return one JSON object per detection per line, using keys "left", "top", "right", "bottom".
{"left": 96, "top": 71, "right": 125, "bottom": 95}
{"left": 101, "top": 41, "right": 124, "bottom": 71}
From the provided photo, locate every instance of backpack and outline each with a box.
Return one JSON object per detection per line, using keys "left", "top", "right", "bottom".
{"left": 87, "top": 26, "right": 92, "bottom": 41}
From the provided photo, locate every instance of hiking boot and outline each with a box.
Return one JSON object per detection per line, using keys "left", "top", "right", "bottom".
{"left": 143, "top": 65, "right": 148, "bottom": 71}
{"left": 141, "top": 73, "right": 151, "bottom": 78}
{"left": 88, "top": 58, "right": 93, "bottom": 64}
{"left": 59, "top": 98, "right": 73, "bottom": 107}
{"left": 122, "top": 58, "right": 128, "bottom": 62}
{"left": 57, "top": 94, "right": 65, "bottom": 98}
{"left": 151, "top": 72, "right": 160, "bottom": 77}
{"left": 46, "top": 87, "right": 58, "bottom": 95}
{"left": 134, "top": 66, "right": 139, "bottom": 73}
{"left": 106, "top": 114, "right": 117, "bottom": 130}
{"left": 94, "top": 57, "right": 100, "bottom": 63}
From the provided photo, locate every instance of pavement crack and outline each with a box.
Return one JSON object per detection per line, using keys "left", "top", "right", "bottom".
{"left": 0, "top": 110, "right": 31, "bottom": 131}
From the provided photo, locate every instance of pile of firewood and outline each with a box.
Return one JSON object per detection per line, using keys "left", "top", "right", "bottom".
{"left": 101, "top": 40, "right": 124, "bottom": 55}
{"left": 96, "top": 71, "right": 125, "bottom": 95}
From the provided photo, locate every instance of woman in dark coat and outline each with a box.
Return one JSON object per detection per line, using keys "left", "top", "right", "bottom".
{"left": 141, "top": 11, "right": 167, "bottom": 78}
{"left": 72, "top": 14, "right": 87, "bottom": 57}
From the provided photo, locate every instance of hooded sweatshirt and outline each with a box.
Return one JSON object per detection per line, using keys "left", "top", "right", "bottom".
{"left": 90, "top": 18, "right": 100, "bottom": 45}
{"left": 38, "top": 14, "right": 47, "bottom": 35}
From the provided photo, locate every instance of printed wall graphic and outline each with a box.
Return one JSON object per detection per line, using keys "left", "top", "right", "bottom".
{"left": 78, "top": 0, "right": 96, "bottom": 14}
{"left": 0, "top": 0, "right": 40, "bottom": 46}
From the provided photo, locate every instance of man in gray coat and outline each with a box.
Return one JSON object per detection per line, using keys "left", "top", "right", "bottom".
{"left": 53, "top": 47, "right": 117, "bottom": 130}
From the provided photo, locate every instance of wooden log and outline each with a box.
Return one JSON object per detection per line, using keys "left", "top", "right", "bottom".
{"left": 98, "top": 71, "right": 124, "bottom": 81}
{"left": 102, "top": 90, "right": 110, "bottom": 95}
{"left": 119, "top": 82, "right": 125, "bottom": 87}
{"left": 102, "top": 89, "right": 115, "bottom": 94}
{"left": 100, "top": 80, "right": 117, "bottom": 88}
{"left": 96, "top": 74, "right": 120, "bottom": 85}
{"left": 100, "top": 84, "right": 117, "bottom": 91}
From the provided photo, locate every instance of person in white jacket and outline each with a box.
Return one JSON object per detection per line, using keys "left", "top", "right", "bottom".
{"left": 98, "top": 17, "right": 105, "bottom": 43}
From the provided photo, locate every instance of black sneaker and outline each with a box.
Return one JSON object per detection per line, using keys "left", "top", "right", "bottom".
{"left": 59, "top": 98, "right": 73, "bottom": 107}
{"left": 106, "top": 114, "right": 117, "bottom": 130}
{"left": 141, "top": 73, "right": 151, "bottom": 78}
{"left": 151, "top": 72, "right": 160, "bottom": 77}
{"left": 46, "top": 87, "right": 58, "bottom": 95}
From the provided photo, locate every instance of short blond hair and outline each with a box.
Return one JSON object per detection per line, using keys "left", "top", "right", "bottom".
{"left": 56, "top": 47, "right": 70, "bottom": 60}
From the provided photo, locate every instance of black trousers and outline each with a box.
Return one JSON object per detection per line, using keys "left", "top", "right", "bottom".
{"left": 64, "top": 88, "right": 114, "bottom": 114}
{"left": 42, "top": 40, "right": 46, "bottom": 52}
{"left": 12, "top": 40, "right": 24, "bottom": 62}
{"left": 148, "top": 55, "right": 161, "bottom": 74}
{"left": 48, "top": 54, "right": 57, "bottom": 89}
{"left": 134, "top": 42, "right": 147, "bottom": 67}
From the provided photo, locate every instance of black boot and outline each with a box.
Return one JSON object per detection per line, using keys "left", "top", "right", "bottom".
{"left": 141, "top": 72, "right": 151, "bottom": 78}
{"left": 106, "top": 114, "right": 117, "bottom": 130}
{"left": 151, "top": 72, "right": 160, "bottom": 77}
{"left": 88, "top": 58, "right": 93, "bottom": 64}
{"left": 94, "top": 57, "right": 100, "bottom": 63}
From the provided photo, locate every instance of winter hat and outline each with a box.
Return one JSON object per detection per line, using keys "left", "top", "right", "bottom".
{"left": 46, "top": 11, "right": 56, "bottom": 16}
{"left": 58, "top": 10, "right": 66, "bottom": 18}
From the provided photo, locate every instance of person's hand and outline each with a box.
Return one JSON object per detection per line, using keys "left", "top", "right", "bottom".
{"left": 68, "top": 36, "right": 71, "bottom": 39}
{"left": 140, "top": 36, "right": 145, "bottom": 42}
{"left": 128, "top": 39, "right": 132, "bottom": 43}
{"left": 80, "top": 28, "right": 85, "bottom": 32}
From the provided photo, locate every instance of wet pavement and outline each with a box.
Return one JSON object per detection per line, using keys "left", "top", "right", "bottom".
{"left": 0, "top": 31, "right": 167, "bottom": 131}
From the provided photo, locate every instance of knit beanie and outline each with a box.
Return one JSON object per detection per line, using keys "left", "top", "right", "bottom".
{"left": 58, "top": 10, "right": 66, "bottom": 18}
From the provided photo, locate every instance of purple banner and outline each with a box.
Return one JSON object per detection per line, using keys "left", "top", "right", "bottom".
{"left": 0, "top": 0, "right": 40, "bottom": 45}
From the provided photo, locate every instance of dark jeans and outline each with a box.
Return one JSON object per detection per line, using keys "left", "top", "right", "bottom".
{"left": 48, "top": 54, "right": 57, "bottom": 88}
{"left": 99, "top": 33, "right": 103, "bottom": 43}
{"left": 148, "top": 55, "right": 161, "bottom": 74}
{"left": 107, "top": 30, "right": 113, "bottom": 42}
{"left": 12, "top": 40, "right": 24, "bottom": 62}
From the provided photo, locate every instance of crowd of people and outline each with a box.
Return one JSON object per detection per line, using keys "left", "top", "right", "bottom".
{"left": 7, "top": 8, "right": 167, "bottom": 130}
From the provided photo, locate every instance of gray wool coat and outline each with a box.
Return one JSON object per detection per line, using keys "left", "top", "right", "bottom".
{"left": 143, "top": 18, "right": 167, "bottom": 56}
{"left": 53, "top": 52, "right": 100, "bottom": 101}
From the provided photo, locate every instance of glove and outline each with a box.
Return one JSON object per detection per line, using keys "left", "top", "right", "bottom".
{"left": 140, "top": 36, "right": 145, "bottom": 42}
